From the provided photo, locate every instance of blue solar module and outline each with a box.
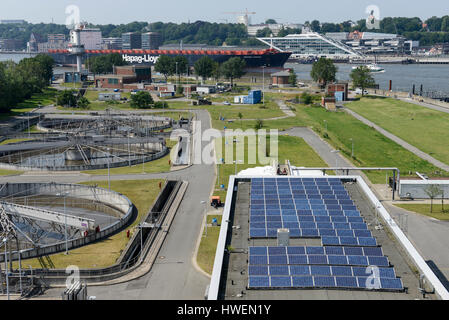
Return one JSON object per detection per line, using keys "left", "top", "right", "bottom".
{"left": 344, "top": 247, "right": 364, "bottom": 256}
{"left": 328, "top": 255, "right": 349, "bottom": 265}
{"left": 347, "top": 255, "right": 369, "bottom": 266}
{"left": 308, "top": 255, "right": 328, "bottom": 265}
{"left": 268, "top": 247, "right": 287, "bottom": 255}
{"left": 314, "top": 276, "right": 336, "bottom": 287}
{"left": 268, "top": 255, "right": 288, "bottom": 265}
{"left": 286, "top": 246, "right": 305, "bottom": 255}
{"left": 269, "top": 265, "right": 289, "bottom": 276}
{"left": 250, "top": 229, "right": 267, "bottom": 238}
{"left": 363, "top": 247, "right": 383, "bottom": 257}
{"left": 380, "top": 278, "right": 403, "bottom": 290}
{"left": 292, "top": 276, "right": 314, "bottom": 287}
{"left": 288, "top": 255, "right": 308, "bottom": 265}
{"left": 250, "top": 255, "right": 268, "bottom": 265}
{"left": 310, "top": 265, "right": 332, "bottom": 276}
{"left": 306, "top": 246, "right": 325, "bottom": 255}
{"left": 331, "top": 266, "right": 353, "bottom": 277}
{"left": 270, "top": 276, "right": 292, "bottom": 287}
{"left": 339, "top": 237, "right": 358, "bottom": 246}
{"left": 325, "top": 247, "right": 344, "bottom": 255}
{"left": 290, "top": 265, "right": 310, "bottom": 275}
{"left": 322, "top": 236, "right": 340, "bottom": 245}
{"left": 249, "top": 247, "right": 267, "bottom": 255}
{"left": 249, "top": 276, "right": 270, "bottom": 288}
{"left": 336, "top": 276, "right": 358, "bottom": 288}
{"left": 367, "top": 256, "right": 389, "bottom": 267}
{"left": 358, "top": 237, "right": 377, "bottom": 247}
{"left": 249, "top": 266, "right": 269, "bottom": 276}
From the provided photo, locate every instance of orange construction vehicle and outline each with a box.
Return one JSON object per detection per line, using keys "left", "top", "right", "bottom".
{"left": 210, "top": 196, "right": 222, "bottom": 208}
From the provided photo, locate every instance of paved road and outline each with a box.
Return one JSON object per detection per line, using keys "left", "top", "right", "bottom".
{"left": 344, "top": 107, "right": 449, "bottom": 172}
{"left": 383, "top": 202, "right": 449, "bottom": 288}
{"left": 8, "top": 109, "right": 215, "bottom": 300}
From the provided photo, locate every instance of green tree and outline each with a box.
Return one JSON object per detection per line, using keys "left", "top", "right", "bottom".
{"left": 256, "top": 27, "right": 272, "bottom": 37}
{"left": 310, "top": 57, "right": 337, "bottom": 88}
{"left": 310, "top": 20, "right": 321, "bottom": 32}
{"left": 154, "top": 55, "right": 175, "bottom": 82}
{"left": 56, "top": 90, "right": 77, "bottom": 108}
{"left": 424, "top": 185, "right": 443, "bottom": 213}
{"left": 288, "top": 69, "right": 297, "bottom": 86}
{"left": 194, "top": 56, "right": 214, "bottom": 83}
{"left": 212, "top": 61, "right": 222, "bottom": 82}
{"left": 301, "top": 92, "right": 313, "bottom": 105}
{"left": 77, "top": 96, "right": 90, "bottom": 109}
{"left": 441, "top": 16, "right": 449, "bottom": 32}
{"left": 350, "top": 66, "right": 376, "bottom": 96}
{"left": 254, "top": 119, "right": 264, "bottom": 130}
{"left": 238, "top": 112, "right": 243, "bottom": 126}
{"left": 265, "top": 19, "right": 277, "bottom": 24}
{"left": 221, "top": 57, "right": 246, "bottom": 88}
{"left": 130, "top": 91, "right": 154, "bottom": 109}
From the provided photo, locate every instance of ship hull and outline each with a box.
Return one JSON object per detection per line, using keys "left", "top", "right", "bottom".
{"left": 47, "top": 50, "right": 291, "bottom": 69}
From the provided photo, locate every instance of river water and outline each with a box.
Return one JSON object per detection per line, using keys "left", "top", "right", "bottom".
{"left": 286, "top": 62, "right": 449, "bottom": 94}
{"left": 2, "top": 53, "right": 449, "bottom": 95}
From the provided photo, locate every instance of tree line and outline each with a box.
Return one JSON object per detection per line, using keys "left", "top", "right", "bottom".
{"left": 154, "top": 55, "right": 247, "bottom": 87}
{"left": 85, "top": 53, "right": 128, "bottom": 74}
{"left": 0, "top": 54, "right": 54, "bottom": 113}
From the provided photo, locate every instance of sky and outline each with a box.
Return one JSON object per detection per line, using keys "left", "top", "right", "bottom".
{"left": 1, "top": 0, "right": 449, "bottom": 25}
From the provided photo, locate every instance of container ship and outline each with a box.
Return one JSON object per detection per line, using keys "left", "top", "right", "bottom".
{"left": 47, "top": 46, "right": 291, "bottom": 69}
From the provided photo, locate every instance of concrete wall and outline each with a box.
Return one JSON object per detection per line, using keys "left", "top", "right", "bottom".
{"left": 0, "top": 182, "right": 133, "bottom": 262}
{"left": 0, "top": 146, "right": 169, "bottom": 171}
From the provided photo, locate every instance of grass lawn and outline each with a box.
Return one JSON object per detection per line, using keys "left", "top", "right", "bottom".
{"left": 197, "top": 215, "right": 222, "bottom": 275}
{"left": 13, "top": 179, "right": 164, "bottom": 270}
{"left": 214, "top": 135, "right": 328, "bottom": 199}
{"left": 214, "top": 102, "right": 446, "bottom": 183}
{"left": 0, "top": 138, "right": 34, "bottom": 145}
{"left": 346, "top": 97, "right": 449, "bottom": 166}
{"left": 394, "top": 203, "right": 449, "bottom": 221}
{"left": 0, "top": 169, "right": 23, "bottom": 176}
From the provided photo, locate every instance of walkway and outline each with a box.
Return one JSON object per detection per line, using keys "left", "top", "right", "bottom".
{"left": 344, "top": 107, "right": 449, "bottom": 172}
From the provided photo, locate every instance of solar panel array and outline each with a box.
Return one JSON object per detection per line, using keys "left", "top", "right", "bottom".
{"left": 247, "top": 178, "right": 404, "bottom": 292}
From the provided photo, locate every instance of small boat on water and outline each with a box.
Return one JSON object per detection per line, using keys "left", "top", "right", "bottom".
{"left": 352, "top": 63, "right": 385, "bottom": 73}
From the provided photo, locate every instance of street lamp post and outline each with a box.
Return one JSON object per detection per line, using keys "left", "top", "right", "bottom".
{"left": 107, "top": 148, "right": 111, "bottom": 191}
{"left": 200, "top": 201, "right": 207, "bottom": 237}
{"left": 262, "top": 65, "right": 266, "bottom": 105}
{"left": 3, "top": 238, "right": 9, "bottom": 300}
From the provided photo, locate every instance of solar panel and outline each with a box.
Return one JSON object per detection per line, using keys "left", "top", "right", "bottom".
{"left": 269, "top": 265, "right": 289, "bottom": 276}
{"left": 336, "top": 276, "right": 358, "bottom": 288}
{"left": 248, "top": 177, "right": 402, "bottom": 292}
{"left": 314, "top": 276, "right": 336, "bottom": 287}
{"left": 270, "top": 276, "right": 292, "bottom": 287}
{"left": 249, "top": 266, "right": 269, "bottom": 276}
{"left": 248, "top": 276, "right": 270, "bottom": 288}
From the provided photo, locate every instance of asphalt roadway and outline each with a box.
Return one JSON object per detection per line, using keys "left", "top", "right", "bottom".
{"left": 0, "top": 109, "right": 215, "bottom": 300}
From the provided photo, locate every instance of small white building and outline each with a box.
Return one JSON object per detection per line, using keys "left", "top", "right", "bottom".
{"left": 197, "top": 86, "right": 217, "bottom": 95}
{"left": 98, "top": 92, "right": 121, "bottom": 101}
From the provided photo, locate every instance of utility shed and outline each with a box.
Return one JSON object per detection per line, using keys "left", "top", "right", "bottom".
{"left": 399, "top": 179, "right": 449, "bottom": 199}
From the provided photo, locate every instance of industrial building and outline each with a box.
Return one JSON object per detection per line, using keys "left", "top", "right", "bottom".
{"left": 70, "top": 28, "right": 102, "bottom": 50}
{"left": 271, "top": 70, "right": 291, "bottom": 87}
{"left": 208, "top": 174, "right": 448, "bottom": 300}
{"left": 94, "top": 65, "right": 151, "bottom": 89}
{"left": 257, "top": 33, "right": 361, "bottom": 59}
